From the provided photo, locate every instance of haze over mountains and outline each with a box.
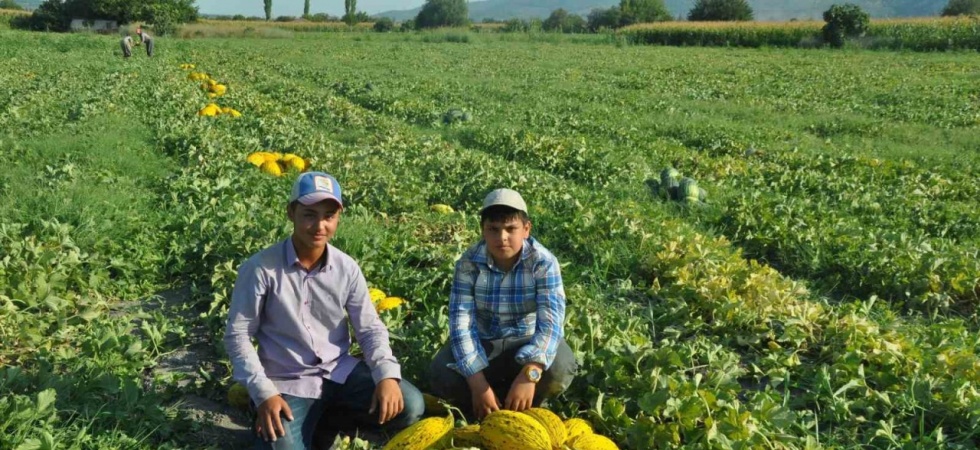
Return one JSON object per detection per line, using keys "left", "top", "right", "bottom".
{"left": 376, "top": 0, "right": 943, "bottom": 22}
{"left": 11, "top": 0, "right": 945, "bottom": 22}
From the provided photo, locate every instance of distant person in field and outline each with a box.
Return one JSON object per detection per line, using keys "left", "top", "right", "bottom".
{"left": 428, "top": 188, "right": 576, "bottom": 420}
{"left": 224, "top": 171, "right": 424, "bottom": 450}
{"left": 120, "top": 32, "right": 133, "bottom": 58}
{"left": 134, "top": 26, "right": 153, "bottom": 57}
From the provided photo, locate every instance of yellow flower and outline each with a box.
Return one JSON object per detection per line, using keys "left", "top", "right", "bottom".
{"left": 179, "top": 63, "right": 196, "bottom": 70}
{"left": 260, "top": 161, "right": 283, "bottom": 176}
{"left": 377, "top": 297, "right": 405, "bottom": 312}
{"left": 368, "top": 288, "right": 386, "bottom": 304}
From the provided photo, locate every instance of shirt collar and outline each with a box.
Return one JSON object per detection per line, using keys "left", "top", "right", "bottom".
{"left": 283, "top": 238, "right": 331, "bottom": 273}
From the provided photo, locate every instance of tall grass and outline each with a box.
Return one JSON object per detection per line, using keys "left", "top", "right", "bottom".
{"left": 867, "top": 16, "right": 980, "bottom": 51}
{"left": 175, "top": 18, "right": 373, "bottom": 38}
{"left": 624, "top": 20, "right": 823, "bottom": 48}
{"left": 0, "top": 8, "right": 29, "bottom": 28}
{"left": 622, "top": 16, "right": 980, "bottom": 51}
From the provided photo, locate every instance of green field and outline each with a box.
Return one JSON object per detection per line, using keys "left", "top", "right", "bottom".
{"left": 1, "top": 27, "right": 979, "bottom": 449}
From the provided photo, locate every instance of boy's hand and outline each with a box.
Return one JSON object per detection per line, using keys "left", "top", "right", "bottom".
{"left": 467, "top": 372, "right": 500, "bottom": 419}
{"left": 255, "top": 395, "right": 293, "bottom": 443}
{"left": 369, "top": 378, "right": 404, "bottom": 424}
{"left": 504, "top": 375, "right": 536, "bottom": 412}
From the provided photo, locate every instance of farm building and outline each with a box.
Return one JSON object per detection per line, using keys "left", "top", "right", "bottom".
{"left": 69, "top": 18, "right": 118, "bottom": 33}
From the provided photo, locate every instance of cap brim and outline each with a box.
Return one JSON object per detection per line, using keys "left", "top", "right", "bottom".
{"left": 297, "top": 192, "right": 342, "bottom": 207}
{"left": 480, "top": 202, "right": 526, "bottom": 214}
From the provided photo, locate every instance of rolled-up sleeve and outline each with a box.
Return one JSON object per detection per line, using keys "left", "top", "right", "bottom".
{"left": 224, "top": 261, "right": 279, "bottom": 406}
{"left": 449, "top": 258, "right": 489, "bottom": 378}
{"left": 346, "top": 266, "right": 401, "bottom": 383}
{"left": 515, "top": 257, "right": 565, "bottom": 369}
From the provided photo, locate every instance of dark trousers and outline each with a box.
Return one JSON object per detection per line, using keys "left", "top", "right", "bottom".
{"left": 428, "top": 336, "right": 576, "bottom": 419}
{"left": 121, "top": 42, "right": 131, "bottom": 58}
{"left": 145, "top": 39, "right": 154, "bottom": 57}
{"left": 254, "top": 361, "right": 424, "bottom": 450}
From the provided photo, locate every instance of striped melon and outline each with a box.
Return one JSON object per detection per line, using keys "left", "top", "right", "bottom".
{"left": 382, "top": 415, "right": 452, "bottom": 450}
{"left": 659, "top": 167, "right": 680, "bottom": 187}
{"left": 569, "top": 433, "right": 619, "bottom": 450}
{"left": 260, "top": 161, "right": 283, "bottom": 177}
{"left": 679, "top": 177, "right": 700, "bottom": 203}
{"left": 665, "top": 177, "right": 681, "bottom": 200}
{"left": 451, "top": 424, "right": 482, "bottom": 447}
{"left": 522, "top": 408, "right": 566, "bottom": 450}
{"left": 480, "top": 410, "right": 550, "bottom": 450}
{"left": 563, "top": 418, "right": 593, "bottom": 444}
{"left": 246, "top": 152, "right": 269, "bottom": 167}
{"left": 422, "top": 393, "right": 448, "bottom": 415}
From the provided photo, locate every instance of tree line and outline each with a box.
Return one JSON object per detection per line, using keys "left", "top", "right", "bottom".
{"left": 405, "top": 0, "right": 977, "bottom": 32}
{"left": 5, "top": 0, "right": 978, "bottom": 34}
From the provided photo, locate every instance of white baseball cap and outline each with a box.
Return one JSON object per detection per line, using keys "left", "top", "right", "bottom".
{"left": 481, "top": 188, "right": 527, "bottom": 214}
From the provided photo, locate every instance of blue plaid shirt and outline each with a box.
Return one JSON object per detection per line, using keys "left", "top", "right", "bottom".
{"left": 449, "top": 237, "right": 566, "bottom": 378}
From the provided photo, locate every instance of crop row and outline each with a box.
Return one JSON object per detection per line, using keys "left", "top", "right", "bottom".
{"left": 621, "top": 16, "right": 980, "bottom": 51}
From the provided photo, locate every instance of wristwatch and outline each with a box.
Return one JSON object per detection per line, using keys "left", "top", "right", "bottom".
{"left": 525, "top": 366, "right": 542, "bottom": 383}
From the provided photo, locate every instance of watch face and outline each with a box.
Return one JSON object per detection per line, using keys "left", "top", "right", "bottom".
{"left": 527, "top": 367, "right": 542, "bottom": 382}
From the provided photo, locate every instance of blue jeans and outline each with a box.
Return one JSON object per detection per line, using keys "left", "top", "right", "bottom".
{"left": 255, "top": 361, "right": 424, "bottom": 450}
{"left": 428, "top": 337, "right": 577, "bottom": 421}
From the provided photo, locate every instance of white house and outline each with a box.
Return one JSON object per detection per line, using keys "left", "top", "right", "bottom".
{"left": 69, "top": 18, "right": 119, "bottom": 33}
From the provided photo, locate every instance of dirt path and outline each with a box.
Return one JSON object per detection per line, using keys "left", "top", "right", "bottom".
{"left": 140, "top": 286, "right": 253, "bottom": 449}
{"left": 145, "top": 287, "right": 381, "bottom": 450}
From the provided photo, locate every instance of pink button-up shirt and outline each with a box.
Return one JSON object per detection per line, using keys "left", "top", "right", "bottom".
{"left": 224, "top": 239, "right": 401, "bottom": 405}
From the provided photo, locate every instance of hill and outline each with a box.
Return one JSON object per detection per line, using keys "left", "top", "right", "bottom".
{"left": 377, "top": 0, "right": 944, "bottom": 22}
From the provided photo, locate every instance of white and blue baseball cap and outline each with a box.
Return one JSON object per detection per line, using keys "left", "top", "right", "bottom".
{"left": 289, "top": 172, "right": 343, "bottom": 207}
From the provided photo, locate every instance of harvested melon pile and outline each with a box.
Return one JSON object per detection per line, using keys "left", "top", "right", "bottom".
{"left": 654, "top": 166, "right": 707, "bottom": 204}
{"left": 246, "top": 151, "right": 309, "bottom": 176}
{"left": 382, "top": 408, "right": 618, "bottom": 450}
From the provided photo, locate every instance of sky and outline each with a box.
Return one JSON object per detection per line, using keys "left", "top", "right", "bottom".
{"left": 193, "top": 0, "right": 427, "bottom": 17}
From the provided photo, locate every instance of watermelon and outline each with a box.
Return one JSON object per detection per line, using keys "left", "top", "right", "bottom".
{"left": 443, "top": 108, "right": 466, "bottom": 124}
{"left": 680, "top": 177, "right": 700, "bottom": 203}
{"left": 666, "top": 178, "right": 681, "bottom": 200}
{"left": 660, "top": 167, "right": 680, "bottom": 187}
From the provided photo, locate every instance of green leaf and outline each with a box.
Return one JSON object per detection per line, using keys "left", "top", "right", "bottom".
{"left": 15, "top": 439, "right": 42, "bottom": 450}
{"left": 35, "top": 388, "right": 56, "bottom": 415}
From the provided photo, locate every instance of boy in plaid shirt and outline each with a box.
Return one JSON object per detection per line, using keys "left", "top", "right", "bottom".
{"left": 428, "top": 188, "right": 576, "bottom": 419}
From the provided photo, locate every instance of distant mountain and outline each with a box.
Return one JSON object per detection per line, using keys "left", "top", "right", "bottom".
{"left": 11, "top": 0, "right": 43, "bottom": 9}
{"left": 377, "top": 0, "right": 944, "bottom": 22}
{"left": 377, "top": 0, "right": 616, "bottom": 21}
